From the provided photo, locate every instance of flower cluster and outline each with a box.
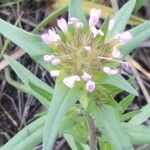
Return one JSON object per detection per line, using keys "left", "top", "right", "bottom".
{"left": 42, "top": 8, "right": 133, "bottom": 92}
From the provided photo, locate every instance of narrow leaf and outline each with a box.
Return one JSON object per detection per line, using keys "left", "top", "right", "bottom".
{"left": 92, "top": 105, "right": 133, "bottom": 150}
{"left": 69, "top": 0, "right": 87, "bottom": 25}
{"left": 43, "top": 80, "right": 82, "bottom": 150}
{"left": 4, "top": 55, "right": 52, "bottom": 107}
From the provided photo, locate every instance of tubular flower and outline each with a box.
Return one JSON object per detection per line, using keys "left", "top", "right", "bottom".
{"left": 57, "top": 18, "right": 68, "bottom": 32}
{"left": 42, "top": 8, "right": 127, "bottom": 92}
{"left": 112, "top": 47, "right": 123, "bottom": 59}
{"left": 86, "top": 80, "right": 95, "bottom": 92}
{"left": 89, "top": 8, "right": 101, "bottom": 26}
{"left": 63, "top": 75, "right": 81, "bottom": 88}
{"left": 50, "top": 70, "right": 60, "bottom": 77}
{"left": 103, "top": 67, "right": 118, "bottom": 75}
{"left": 114, "top": 31, "right": 133, "bottom": 44}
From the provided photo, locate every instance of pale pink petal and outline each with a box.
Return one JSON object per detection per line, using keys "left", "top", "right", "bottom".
{"left": 90, "top": 26, "right": 104, "bottom": 37}
{"left": 108, "top": 19, "right": 115, "bottom": 31}
{"left": 51, "top": 58, "right": 61, "bottom": 65}
{"left": 57, "top": 18, "right": 68, "bottom": 32}
{"left": 114, "top": 31, "right": 133, "bottom": 44}
{"left": 103, "top": 67, "right": 118, "bottom": 75}
{"left": 48, "top": 28, "right": 61, "bottom": 43}
{"left": 43, "top": 55, "right": 55, "bottom": 62}
{"left": 86, "top": 80, "right": 95, "bottom": 92}
{"left": 81, "top": 71, "right": 92, "bottom": 81}
{"left": 50, "top": 70, "right": 60, "bottom": 77}
{"left": 89, "top": 8, "right": 101, "bottom": 26}
{"left": 112, "top": 47, "right": 122, "bottom": 58}
{"left": 41, "top": 33, "right": 51, "bottom": 44}
{"left": 63, "top": 75, "right": 81, "bottom": 88}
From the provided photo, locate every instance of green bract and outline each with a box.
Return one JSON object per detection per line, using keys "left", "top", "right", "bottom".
{"left": 1, "top": 0, "right": 150, "bottom": 150}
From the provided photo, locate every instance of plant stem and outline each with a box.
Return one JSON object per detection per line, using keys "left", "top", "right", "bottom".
{"left": 87, "top": 116, "right": 98, "bottom": 150}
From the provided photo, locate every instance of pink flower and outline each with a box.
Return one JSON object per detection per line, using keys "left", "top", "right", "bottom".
{"left": 48, "top": 28, "right": 61, "bottom": 43}
{"left": 103, "top": 67, "right": 118, "bottom": 75}
{"left": 41, "top": 33, "right": 51, "bottom": 44}
{"left": 89, "top": 8, "right": 101, "bottom": 26}
{"left": 51, "top": 58, "right": 61, "bottom": 65}
{"left": 81, "top": 71, "right": 91, "bottom": 81}
{"left": 86, "top": 80, "right": 95, "bottom": 92}
{"left": 114, "top": 31, "right": 133, "bottom": 44}
{"left": 112, "top": 47, "right": 122, "bottom": 59}
{"left": 57, "top": 18, "right": 68, "bottom": 32}
{"left": 90, "top": 26, "right": 104, "bottom": 37}
{"left": 43, "top": 55, "right": 56, "bottom": 62}
{"left": 63, "top": 75, "right": 81, "bottom": 88}
{"left": 108, "top": 19, "right": 115, "bottom": 31}
{"left": 50, "top": 70, "right": 60, "bottom": 77}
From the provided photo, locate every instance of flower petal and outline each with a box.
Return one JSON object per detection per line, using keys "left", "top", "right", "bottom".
{"left": 86, "top": 80, "right": 95, "bottom": 92}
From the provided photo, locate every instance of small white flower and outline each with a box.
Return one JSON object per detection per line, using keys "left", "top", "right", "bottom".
{"left": 90, "top": 26, "right": 104, "bottom": 37}
{"left": 50, "top": 70, "right": 60, "bottom": 77}
{"left": 48, "top": 28, "right": 61, "bottom": 43}
{"left": 84, "top": 46, "right": 91, "bottom": 51}
{"left": 108, "top": 19, "right": 115, "bottom": 31}
{"left": 76, "top": 22, "right": 84, "bottom": 29}
{"left": 89, "top": 8, "right": 101, "bottom": 26}
{"left": 63, "top": 75, "right": 81, "bottom": 88}
{"left": 103, "top": 67, "right": 118, "bottom": 75}
{"left": 43, "top": 55, "right": 55, "bottom": 62}
{"left": 68, "top": 17, "right": 80, "bottom": 25}
{"left": 51, "top": 58, "right": 61, "bottom": 65}
{"left": 114, "top": 31, "right": 133, "bottom": 44}
{"left": 41, "top": 33, "right": 51, "bottom": 44}
{"left": 112, "top": 47, "right": 122, "bottom": 59}
{"left": 86, "top": 80, "right": 95, "bottom": 92}
{"left": 81, "top": 71, "right": 92, "bottom": 81}
{"left": 57, "top": 18, "right": 68, "bottom": 32}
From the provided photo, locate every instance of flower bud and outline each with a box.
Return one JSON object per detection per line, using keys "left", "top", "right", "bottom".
{"left": 50, "top": 70, "right": 60, "bottom": 77}
{"left": 89, "top": 8, "right": 101, "bottom": 26}
{"left": 112, "top": 47, "right": 122, "bottom": 59}
{"left": 57, "top": 18, "right": 68, "bottom": 32}
{"left": 114, "top": 31, "right": 133, "bottom": 44}
{"left": 68, "top": 17, "right": 80, "bottom": 25}
{"left": 43, "top": 55, "right": 55, "bottom": 63}
{"left": 48, "top": 28, "right": 61, "bottom": 43}
{"left": 108, "top": 19, "right": 115, "bottom": 31}
{"left": 51, "top": 58, "right": 61, "bottom": 65}
{"left": 103, "top": 67, "right": 118, "bottom": 75}
{"left": 86, "top": 80, "right": 95, "bottom": 92}
{"left": 81, "top": 71, "right": 92, "bottom": 81}
{"left": 63, "top": 75, "right": 81, "bottom": 88}
{"left": 41, "top": 33, "right": 51, "bottom": 44}
{"left": 76, "top": 22, "right": 84, "bottom": 29}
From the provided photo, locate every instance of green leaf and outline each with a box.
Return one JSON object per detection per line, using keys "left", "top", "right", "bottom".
{"left": 122, "top": 123, "right": 150, "bottom": 145}
{"left": 0, "top": 19, "right": 51, "bottom": 64}
{"left": 69, "top": 0, "right": 87, "bottom": 25}
{"left": 4, "top": 55, "right": 53, "bottom": 107}
{"left": 64, "top": 134, "right": 90, "bottom": 150}
{"left": 109, "top": 0, "right": 136, "bottom": 38}
{"left": 129, "top": 103, "right": 150, "bottom": 124}
{"left": 43, "top": 80, "right": 82, "bottom": 150}
{"left": 98, "top": 73, "right": 138, "bottom": 96}
{"left": 119, "top": 94, "right": 135, "bottom": 114}
{"left": 120, "top": 110, "right": 140, "bottom": 122}
{"left": 92, "top": 105, "right": 133, "bottom": 150}
{"left": 1, "top": 116, "right": 46, "bottom": 150}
